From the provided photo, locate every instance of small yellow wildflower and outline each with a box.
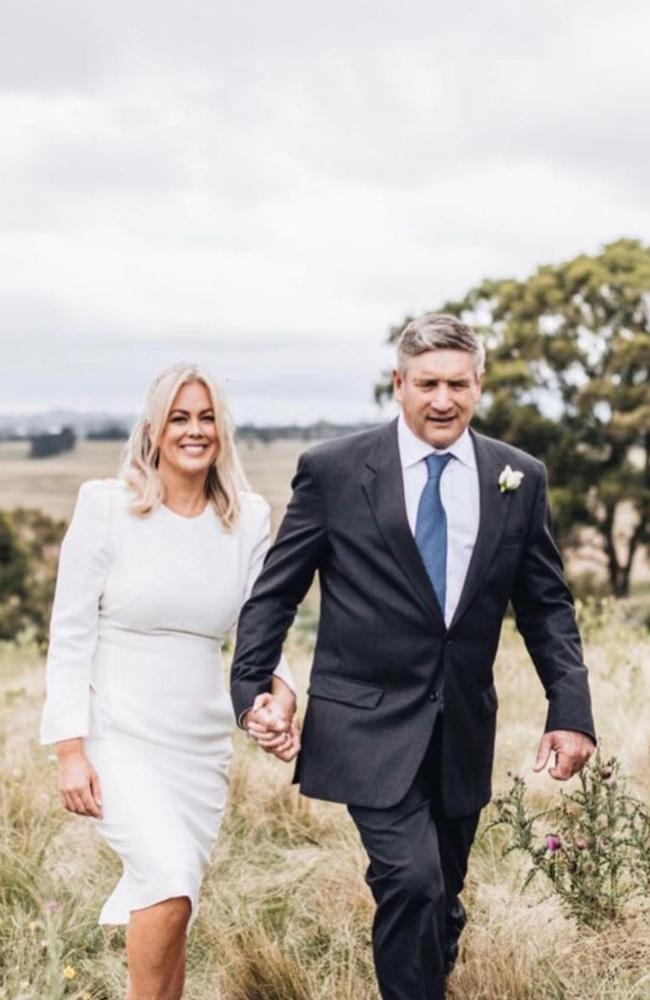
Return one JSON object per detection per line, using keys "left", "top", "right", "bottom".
{"left": 62, "top": 965, "right": 76, "bottom": 980}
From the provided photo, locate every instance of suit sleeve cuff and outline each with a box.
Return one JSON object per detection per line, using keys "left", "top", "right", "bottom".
{"left": 232, "top": 679, "right": 272, "bottom": 729}
{"left": 544, "top": 707, "right": 596, "bottom": 745}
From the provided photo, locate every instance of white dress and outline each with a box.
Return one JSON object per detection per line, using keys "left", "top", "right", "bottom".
{"left": 40, "top": 480, "right": 293, "bottom": 924}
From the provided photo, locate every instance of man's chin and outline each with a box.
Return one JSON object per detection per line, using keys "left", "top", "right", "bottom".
{"left": 424, "top": 422, "right": 461, "bottom": 448}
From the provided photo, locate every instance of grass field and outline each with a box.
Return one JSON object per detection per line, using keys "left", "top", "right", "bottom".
{"left": 1, "top": 437, "right": 647, "bottom": 589}
{"left": 1, "top": 439, "right": 650, "bottom": 998}
{"left": 1, "top": 606, "right": 649, "bottom": 999}
{"left": 0, "top": 439, "right": 302, "bottom": 531}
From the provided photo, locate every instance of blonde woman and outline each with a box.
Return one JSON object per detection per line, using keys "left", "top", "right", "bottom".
{"left": 40, "top": 363, "right": 298, "bottom": 1000}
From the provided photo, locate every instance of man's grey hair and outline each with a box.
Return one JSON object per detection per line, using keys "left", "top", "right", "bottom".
{"left": 396, "top": 313, "right": 486, "bottom": 377}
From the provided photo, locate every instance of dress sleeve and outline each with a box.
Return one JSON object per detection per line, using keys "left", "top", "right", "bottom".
{"left": 240, "top": 498, "right": 296, "bottom": 695}
{"left": 40, "top": 482, "right": 113, "bottom": 744}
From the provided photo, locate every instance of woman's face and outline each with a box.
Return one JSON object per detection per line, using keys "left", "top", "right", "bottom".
{"left": 158, "top": 380, "right": 219, "bottom": 478}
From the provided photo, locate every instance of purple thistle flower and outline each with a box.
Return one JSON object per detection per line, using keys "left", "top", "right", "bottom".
{"left": 546, "top": 834, "right": 562, "bottom": 853}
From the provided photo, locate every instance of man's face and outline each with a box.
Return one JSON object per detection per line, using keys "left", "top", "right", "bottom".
{"left": 393, "top": 349, "right": 482, "bottom": 448}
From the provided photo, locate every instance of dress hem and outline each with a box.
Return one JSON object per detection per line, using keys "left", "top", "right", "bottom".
{"left": 98, "top": 872, "right": 199, "bottom": 927}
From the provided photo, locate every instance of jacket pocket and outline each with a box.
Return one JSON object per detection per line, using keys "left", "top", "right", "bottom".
{"left": 478, "top": 683, "right": 499, "bottom": 719}
{"left": 308, "top": 672, "right": 384, "bottom": 709}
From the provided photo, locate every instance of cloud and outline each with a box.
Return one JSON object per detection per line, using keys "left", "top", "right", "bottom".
{"left": 0, "top": 0, "right": 648, "bottom": 419}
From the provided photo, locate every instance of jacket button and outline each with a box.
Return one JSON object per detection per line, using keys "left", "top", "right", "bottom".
{"left": 445, "top": 639, "right": 454, "bottom": 647}
{"left": 429, "top": 691, "right": 440, "bottom": 702}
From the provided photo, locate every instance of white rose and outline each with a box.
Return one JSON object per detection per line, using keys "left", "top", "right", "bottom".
{"left": 498, "top": 465, "right": 524, "bottom": 493}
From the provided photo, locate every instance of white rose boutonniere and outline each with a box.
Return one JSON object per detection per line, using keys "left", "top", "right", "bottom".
{"left": 498, "top": 465, "right": 524, "bottom": 493}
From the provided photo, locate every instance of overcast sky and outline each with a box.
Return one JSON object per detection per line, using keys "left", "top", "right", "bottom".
{"left": 1, "top": 0, "right": 649, "bottom": 423}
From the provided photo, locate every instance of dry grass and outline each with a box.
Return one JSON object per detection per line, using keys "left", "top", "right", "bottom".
{"left": 0, "top": 439, "right": 303, "bottom": 532}
{"left": 1, "top": 440, "right": 649, "bottom": 996}
{"left": 1, "top": 608, "right": 649, "bottom": 999}
{"left": 2, "top": 437, "right": 648, "bottom": 592}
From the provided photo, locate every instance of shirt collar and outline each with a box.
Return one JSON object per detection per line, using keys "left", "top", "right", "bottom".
{"left": 397, "top": 413, "right": 477, "bottom": 471}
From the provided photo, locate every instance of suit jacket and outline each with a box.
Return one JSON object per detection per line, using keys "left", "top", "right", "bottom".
{"left": 230, "top": 419, "right": 595, "bottom": 818}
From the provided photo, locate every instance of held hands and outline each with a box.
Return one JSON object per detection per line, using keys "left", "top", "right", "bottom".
{"left": 533, "top": 729, "right": 596, "bottom": 781}
{"left": 56, "top": 739, "right": 103, "bottom": 818}
{"left": 244, "top": 692, "right": 301, "bottom": 762}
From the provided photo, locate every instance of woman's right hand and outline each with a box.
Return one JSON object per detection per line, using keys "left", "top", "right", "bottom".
{"left": 56, "top": 739, "right": 103, "bottom": 818}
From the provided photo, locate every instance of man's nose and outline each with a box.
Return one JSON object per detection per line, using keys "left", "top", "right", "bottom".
{"left": 431, "top": 385, "right": 451, "bottom": 410}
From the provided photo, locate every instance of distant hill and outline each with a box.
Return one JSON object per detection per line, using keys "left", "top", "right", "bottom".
{"left": 0, "top": 410, "right": 134, "bottom": 439}
{"left": 0, "top": 411, "right": 381, "bottom": 443}
{"left": 236, "top": 420, "right": 379, "bottom": 443}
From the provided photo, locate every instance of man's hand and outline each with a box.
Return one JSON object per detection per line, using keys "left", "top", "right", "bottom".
{"left": 244, "top": 692, "right": 301, "bottom": 762}
{"left": 533, "top": 729, "right": 595, "bottom": 780}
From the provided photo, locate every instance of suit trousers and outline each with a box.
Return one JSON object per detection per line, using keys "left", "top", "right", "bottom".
{"left": 348, "top": 722, "right": 480, "bottom": 1000}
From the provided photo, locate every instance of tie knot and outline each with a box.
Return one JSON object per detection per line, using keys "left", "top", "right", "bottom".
{"left": 424, "top": 452, "right": 452, "bottom": 481}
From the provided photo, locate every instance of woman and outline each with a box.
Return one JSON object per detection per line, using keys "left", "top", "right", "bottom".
{"left": 40, "top": 362, "right": 298, "bottom": 1000}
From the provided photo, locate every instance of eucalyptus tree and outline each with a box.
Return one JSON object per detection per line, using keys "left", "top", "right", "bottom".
{"left": 377, "top": 239, "right": 650, "bottom": 596}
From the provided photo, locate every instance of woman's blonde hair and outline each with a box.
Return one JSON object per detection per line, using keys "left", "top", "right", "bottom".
{"left": 120, "top": 362, "right": 249, "bottom": 528}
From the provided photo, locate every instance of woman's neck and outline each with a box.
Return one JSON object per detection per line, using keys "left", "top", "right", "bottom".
{"left": 159, "top": 463, "right": 208, "bottom": 517}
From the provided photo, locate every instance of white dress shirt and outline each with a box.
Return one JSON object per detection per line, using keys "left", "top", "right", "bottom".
{"left": 397, "top": 414, "right": 480, "bottom": 626}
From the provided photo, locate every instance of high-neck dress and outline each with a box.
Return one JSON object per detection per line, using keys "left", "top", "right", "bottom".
{"left": 40, "top": 479, "right": 293, "bottom": 924}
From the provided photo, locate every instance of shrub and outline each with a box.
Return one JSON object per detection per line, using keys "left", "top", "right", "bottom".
{"left": 0, "top": 509, "right": 66, "bottom": 646}
{"left": 490, "top": 754, "right": 650, "bottom": 927}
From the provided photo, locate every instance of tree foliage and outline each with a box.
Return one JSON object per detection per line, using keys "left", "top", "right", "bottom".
{"left": 0, "top": 512, "right": 29, "bottom": 641}
{"left": 29, "top": 426, "right": 76, "bottom": 459}
{"left": 377, "top": 239, "right": 650, "bottom": 596}
{"left": 0, "top": 509, "right": 66, "bottom": 644}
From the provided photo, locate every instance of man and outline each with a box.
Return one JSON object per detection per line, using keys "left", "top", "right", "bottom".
{"left": 231, "top": 313, "right": 596, "bottom": 1000}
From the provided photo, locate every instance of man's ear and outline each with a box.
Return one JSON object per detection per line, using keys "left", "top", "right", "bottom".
{"left": 392, "top": 369, "right": 403, "bottom": 403}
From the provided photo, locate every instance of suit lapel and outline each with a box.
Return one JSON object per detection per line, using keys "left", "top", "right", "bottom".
{"left": 361, "top": 420, "right": 446, "bottom": 626}
{"left": 449, "top": 430, "right": 514, "bottom": 629}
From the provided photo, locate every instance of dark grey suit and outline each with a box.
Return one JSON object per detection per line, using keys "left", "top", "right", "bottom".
{"left": 231, "top": 419, "right": 595, "bottom": 998}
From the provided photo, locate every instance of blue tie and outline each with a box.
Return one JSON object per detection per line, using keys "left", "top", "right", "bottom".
{"left": 415, "top": 453, "right": 453, "bottom": 614}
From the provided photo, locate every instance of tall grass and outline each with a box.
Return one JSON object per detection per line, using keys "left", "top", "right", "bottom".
{"left": 1, "top": 603, "right": 649, "bottom": 999}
